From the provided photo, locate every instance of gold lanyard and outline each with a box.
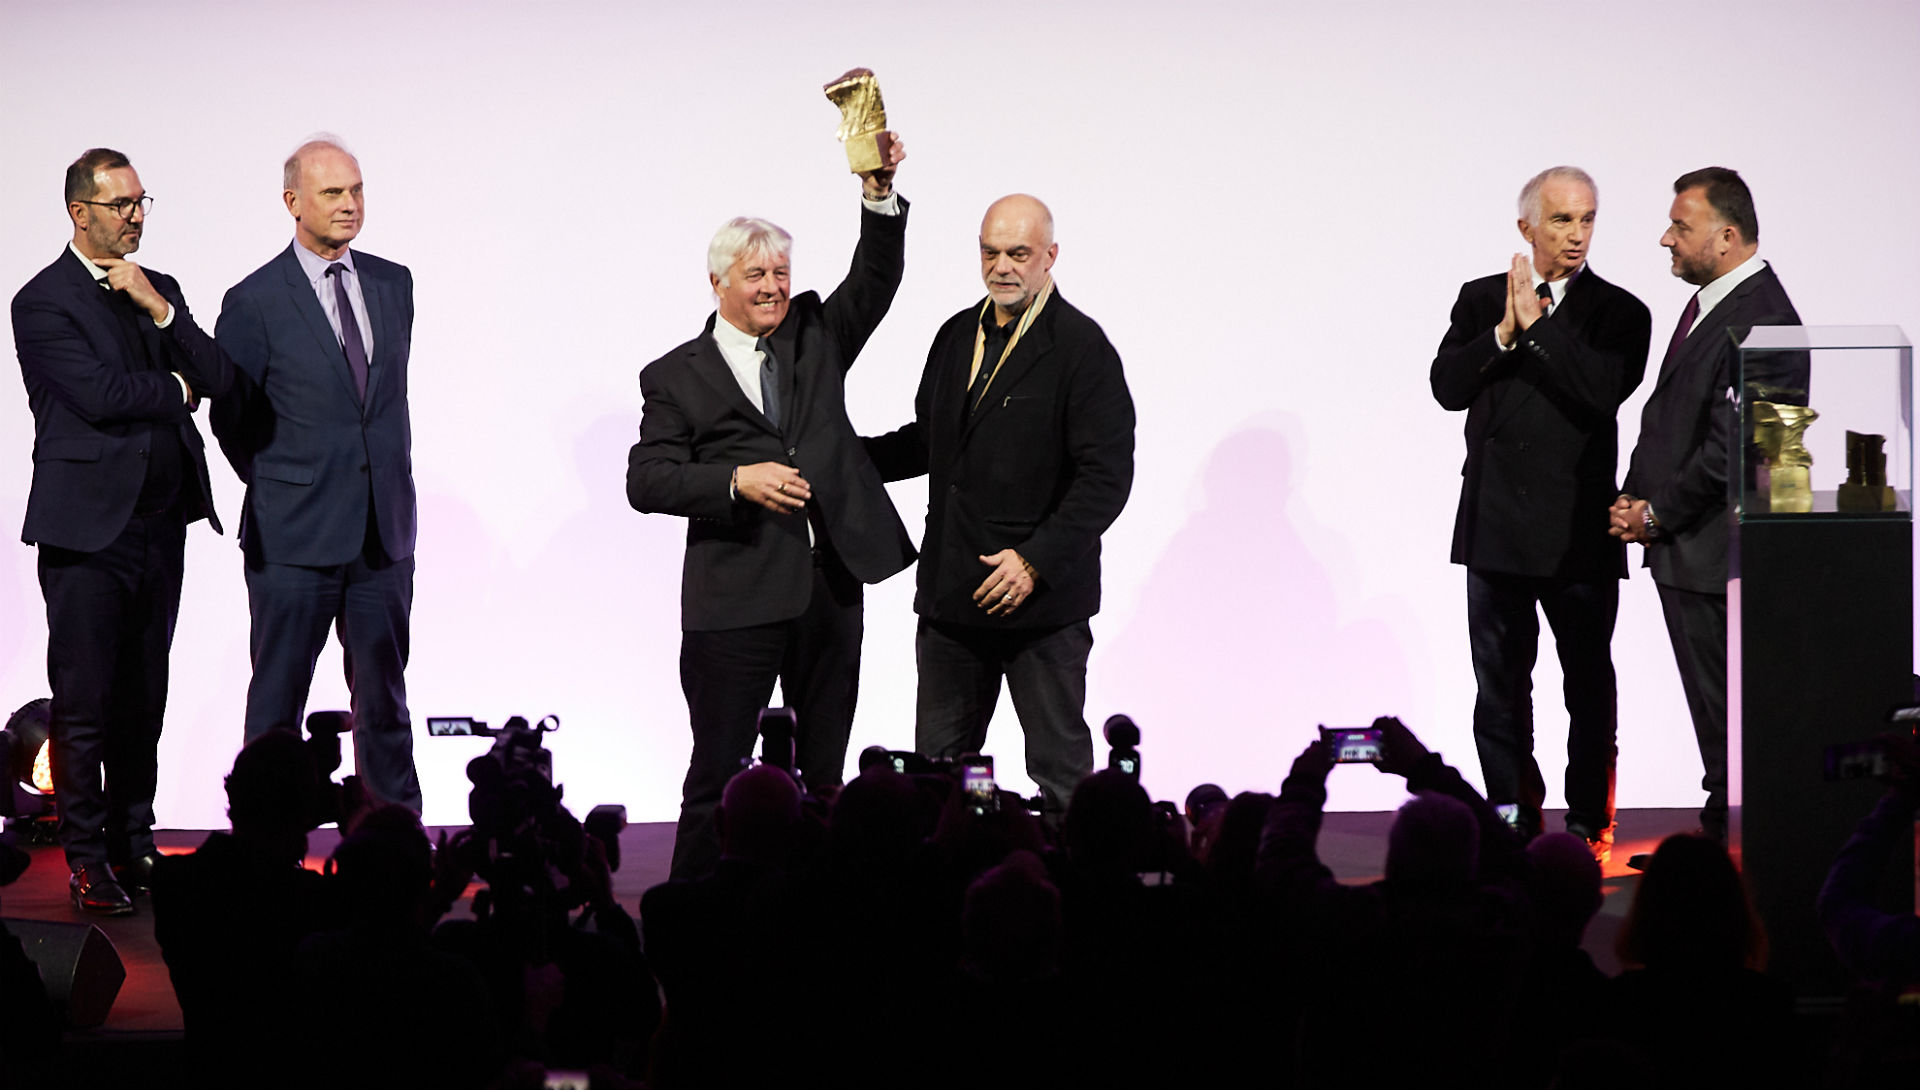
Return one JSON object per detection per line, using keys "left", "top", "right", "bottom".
{"left": 967, "top": 276, "right": 1053, "bottom": 406}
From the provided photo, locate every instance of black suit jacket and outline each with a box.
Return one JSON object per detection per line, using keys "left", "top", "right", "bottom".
{"left": 867, "top": 291, "right": 1135, "bottom": 628}
{"left": 627, "top": 203, "right": 916, "bottom": 631}
{"left": 212, "top": 244, "right": 417, "bottom": 567}
{"left": 1623, "top": 263, "right": 1802, "bottom": 594}
{"left": 13, "top": 248, "right": 232, "bottom": 551}
{"left": 1431, "top": 265, "right": 1651, "bottom": 580}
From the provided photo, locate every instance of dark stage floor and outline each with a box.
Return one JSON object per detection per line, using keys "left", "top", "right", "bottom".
{"left": 2, "top": 807, "right": 1699, "bottom": 1046}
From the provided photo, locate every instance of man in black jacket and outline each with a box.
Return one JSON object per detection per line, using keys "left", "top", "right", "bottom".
{"left": 628, "top": 137, "right": 913, "bottom": 879}
{"left": 1431, "top": 166, "right": 1650, "bottom": 857}
{"left": 868, "top": 194, "right": 1135, "bottom": 816}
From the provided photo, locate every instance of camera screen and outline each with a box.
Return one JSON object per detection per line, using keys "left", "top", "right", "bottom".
{"left": 1323, "top": 726, "right": 1384, "bottom": 764}
{"left": 427, "top": 717, "right": 477, "bottom": 736}
{"left": 962, "top": 762, "right": 995, "bottom": 801}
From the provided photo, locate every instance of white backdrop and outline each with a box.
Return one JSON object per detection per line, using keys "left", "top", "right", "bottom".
{"left": 3, "top": 0, "right": 1917, "bottom": 827}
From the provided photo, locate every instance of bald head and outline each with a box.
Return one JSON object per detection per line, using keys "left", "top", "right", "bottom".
{"left": 718, "top": 763, "right": 803, "bottom": 863}
{"left": 980, "top": 193, "right": 1058, "bottom": 324}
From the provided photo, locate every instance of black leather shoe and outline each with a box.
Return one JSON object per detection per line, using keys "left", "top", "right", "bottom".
{"left": 113, "top": 852, "right": 163, "bottom": 895}
{"left": 70, "top": 865, "right": 135, "bottom": 916}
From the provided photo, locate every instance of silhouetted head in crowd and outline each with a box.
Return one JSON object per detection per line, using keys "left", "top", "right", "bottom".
{"left": 962, "top": 850, "right": 1061, "bottom": 984}
{"left": 717, "top": 763, "right": 803, "bottom": 865}
{"left": 1204, "top": 791, "right": 1274, "bottom": 880}
{"left": 828, "top": 767, "right": 921, "bottom": 870}
{"left": 330, "top": 803, "right": 434, "bottom": 936}
{"left": 225, "top": 729, "right": 321, "bottom": 860}
{"left": 1064, "top": 769, "right": 1153, "bottom": 876}
{"left": 1526, "top": 832, "right": 1605, "bottom": 948}
{"left": 1385, "top": 790, "right": 1479, "bottom": 894}
{"left": 1617, "top": 833, "right": 1767, "bottom": 971}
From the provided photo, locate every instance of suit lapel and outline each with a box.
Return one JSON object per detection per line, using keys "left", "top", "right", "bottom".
{"left": 1650, "top": 270, "right": 1767, "bottom": 399}
{"left": 959, "top": 300, "right": 1054, "bottom": 447}
{"left": 360, "top": 261, "right": 389, "bottom": 414}
{"left": 61, "top": 254, "right": 144, "bottom": 371}
{"left": 276, "top": 245, "right": 361, "bottom": 406}
{"left": 687, "top": 317, "right": 780, "bottom": 437}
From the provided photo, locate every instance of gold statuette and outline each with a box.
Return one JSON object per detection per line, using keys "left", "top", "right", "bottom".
{"left": 1751, "top": 401, "right": 1818, "bottom": 513}
{"left": 1837, "top": 430, "right": 1898, "bottom": 512}
{"left": 823, "top": 67, "right": 891, "bottom": 174}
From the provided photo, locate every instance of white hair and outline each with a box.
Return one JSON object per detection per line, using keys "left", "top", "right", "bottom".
{"left": 1518, "top": 166, "right": 1597, "bottom": 226}
{"left": 284, "top": 133, "right": 356, "bottom": 191}
{"left": 708, "top": 216, "right": 792, "bottom": 287}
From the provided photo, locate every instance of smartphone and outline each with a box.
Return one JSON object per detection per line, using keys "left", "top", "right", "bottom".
{"left": 962, "top": 756, "right": 998, "bottom": 813}
{"left": 1320, "top": 724, "right": 1384, "bottom": 764}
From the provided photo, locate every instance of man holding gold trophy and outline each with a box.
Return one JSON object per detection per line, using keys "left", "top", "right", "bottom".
{"left": 627, "top": 69, "right": 913, "bottom": 879}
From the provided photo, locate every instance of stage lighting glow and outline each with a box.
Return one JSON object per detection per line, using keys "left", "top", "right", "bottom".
{"left": 30, "top": 741, "right": 52, "bottom": 795}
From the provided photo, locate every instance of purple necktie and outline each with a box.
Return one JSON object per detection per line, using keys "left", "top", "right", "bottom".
{"left": 327, "top": 262, "right": 369, "bottom": 402}
{"left": 1661, "top": 292, "right": 1702, "bottom": 371}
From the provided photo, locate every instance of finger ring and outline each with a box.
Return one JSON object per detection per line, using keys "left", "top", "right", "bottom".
{"left": 1003, "top": 591, "right": 1014, "bottom": 602}
{"left": 777, "top": 482, "right": 786, "bottom": 493}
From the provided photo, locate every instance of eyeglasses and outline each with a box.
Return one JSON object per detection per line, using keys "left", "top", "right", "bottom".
{"left": 76, "top": 195, "right": 154, "bottom": 220}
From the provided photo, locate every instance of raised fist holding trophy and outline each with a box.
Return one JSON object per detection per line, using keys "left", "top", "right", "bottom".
{"left": 825, "top": 67, "right": 906, "bottom": 200}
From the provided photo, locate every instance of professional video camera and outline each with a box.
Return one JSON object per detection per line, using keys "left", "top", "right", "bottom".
{"left": 428, "top": 714, "right": 626, "bottom": 925}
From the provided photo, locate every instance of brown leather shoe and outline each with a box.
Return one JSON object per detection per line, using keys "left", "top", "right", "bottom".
{"left": 70, "top": 865, "right": 135, "bottom": 916}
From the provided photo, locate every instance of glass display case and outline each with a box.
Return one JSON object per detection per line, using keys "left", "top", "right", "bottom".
{"left": 1735, "top": 325, "right": 1912, "bottom": 520}
{"left": 1729, "top": 324, "right": 1913, "bottom": 999}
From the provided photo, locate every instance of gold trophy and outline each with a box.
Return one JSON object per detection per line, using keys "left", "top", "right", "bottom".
{"left": 823, "top": 67, "right": 892, "bottom": 174}
{"left": 1750, "top": 401, "right": 1818, "bottom": 513}
{"left": 1837, "top": 430, "right": 1899, "bottom": 512}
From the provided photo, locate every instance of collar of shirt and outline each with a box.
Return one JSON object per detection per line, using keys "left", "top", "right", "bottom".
{"left": 293, "top": 241, "right": 357, "bottom": 285}
{"left": 1689, "top": 252, "right": 1768, "bottom": 334}
{"left": 710, "top": 312, "right": 771, "bottom": 412}
{"left": 1529, "top": 262, "right": 1582, "bottom": 309}
{"left": 68, "top": 241, "right": 110, "bottom": 284}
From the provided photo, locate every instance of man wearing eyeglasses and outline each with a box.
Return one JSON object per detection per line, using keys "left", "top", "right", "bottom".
{"left": 210, "top": 135, "right": 422, "bottom": 815}
{"left": 12, "top": 148, "right": 234, "bottom": 915}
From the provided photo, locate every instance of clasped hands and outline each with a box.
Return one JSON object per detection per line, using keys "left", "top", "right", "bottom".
{"left": 1609, "top": 493, "right": 1655, "bottom": 543}
{"left": 1494, "top": 253, "right": 1546, "bottom": 348}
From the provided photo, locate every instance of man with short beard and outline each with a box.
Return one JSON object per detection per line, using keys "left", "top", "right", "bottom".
{"left": 1612, "top": 167, "right": 1803, "bottom": 849}
{"left": 12, "top": 147, "right": 234, "bottom": 915}
{"left": 866, "top": 194, "right": 1136, "bottom": 818}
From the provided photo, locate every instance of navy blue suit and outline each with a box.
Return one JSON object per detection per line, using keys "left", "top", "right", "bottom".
{"left": 13, "top": 247, "right": 233, "bottom": 869}
{"left": 211, "top": 243, "right": 421, "bottom": 811}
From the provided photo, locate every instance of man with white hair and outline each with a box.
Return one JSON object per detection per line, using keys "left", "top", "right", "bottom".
{"left": 628, "top": 135, "right": 912, "bottom": 879}
{"left": 212, "top": 135, "right": 422, "bottom": 813}
{"left": 1430, "top": 166, "right": 1651, "bottom": 861}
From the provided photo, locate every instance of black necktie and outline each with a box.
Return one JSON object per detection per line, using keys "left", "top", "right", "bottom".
{"left": 756, "top": 337, "right": 781, "bottom": 429}
{"left": 1536, "top": 281, "right": 1554, "bottom": 317}
{"left": 327, "top": 263, "right": 369, "bottom": 402}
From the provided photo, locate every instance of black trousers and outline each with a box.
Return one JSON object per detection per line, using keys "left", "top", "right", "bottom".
{"left": 671, "top": 555, "right": 862, "bottom": 879}
{"left": 1466, "top": 568, "right": 1619, "bottom": 836}
{"left": 1655, "top": 582, "right": 1728, "bottom": 839}
{"left": 38, "top": 511, "right": 185, "bottom": 871}
{"left": 915, "top": 618, "right": 1095, "bottom": 816}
